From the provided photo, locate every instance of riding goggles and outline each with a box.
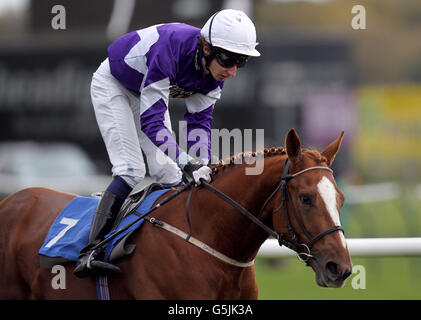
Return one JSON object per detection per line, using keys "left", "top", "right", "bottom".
{"left": 213, "top": 47, "right": 249, "bottom": 68}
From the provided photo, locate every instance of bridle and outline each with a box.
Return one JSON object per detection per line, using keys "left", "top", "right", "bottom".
{"left": 200, "top": 158, "right": 344, "bottom": 265}
{"left": 262, "top": 158, "right": 344, "bottom": 263}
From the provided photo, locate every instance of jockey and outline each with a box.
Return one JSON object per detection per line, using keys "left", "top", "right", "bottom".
{"left": 73, "top": 9, "right": 260, "bottom": 277}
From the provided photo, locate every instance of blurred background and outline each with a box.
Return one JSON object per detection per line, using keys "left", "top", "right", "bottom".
{"left": 0, "top": 0, "right": 420, "bottom": 299}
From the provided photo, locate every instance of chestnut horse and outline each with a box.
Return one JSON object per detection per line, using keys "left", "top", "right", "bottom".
{"left": 0, "top": 129, "right": 352, "bottom": 299}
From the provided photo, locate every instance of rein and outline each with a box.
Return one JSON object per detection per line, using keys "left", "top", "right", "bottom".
{"left": 200, "top": 158, "right": 344, "bottom": 265}
{"left": 92, "top": 158, "right": 344, "bottom": 268}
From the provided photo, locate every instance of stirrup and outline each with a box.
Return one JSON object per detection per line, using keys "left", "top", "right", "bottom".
{"left": 87, "top": 248, "right": 121, "bottom": 273}
{"left": 74, "top": 248, "right": 121, "bottom": 278}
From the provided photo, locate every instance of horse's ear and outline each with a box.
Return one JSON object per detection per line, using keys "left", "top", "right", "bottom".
{"left": 285, "top": 128, "right": 302, "bottom": 164}
{"left": 321, "top": 131, "right": 344, "bottom": 166}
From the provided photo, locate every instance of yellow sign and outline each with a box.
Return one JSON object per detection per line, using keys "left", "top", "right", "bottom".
{"left": 354, "top": 84, "right": 421, "bottom": 179}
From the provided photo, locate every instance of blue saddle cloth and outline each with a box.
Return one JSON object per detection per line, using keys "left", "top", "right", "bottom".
{"left": 39, "top": 189, "right": 170, "bottom": 267}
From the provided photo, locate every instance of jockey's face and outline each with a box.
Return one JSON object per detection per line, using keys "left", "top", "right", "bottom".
{"left": 209, "top": 59, "right": 238, "bottom": 81}
{"left": 202, "top": 43, "right": 238, "bottom": 82}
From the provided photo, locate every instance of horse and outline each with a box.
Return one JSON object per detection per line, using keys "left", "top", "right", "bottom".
{"left": 0, "top": 128, "right": 352, "bottom": 299}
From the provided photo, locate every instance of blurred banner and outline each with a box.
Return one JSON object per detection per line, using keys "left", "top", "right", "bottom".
{"left": 0, "top": 0, "right": 355, "bottom": 174}
{"left": 30, "top": 0, "right": 224, "bottom": 33}
{"left": 354, "top": 84, "right": 421, "bottom": 181}
{"left": 0, "top": 45, "right": 102, "bottom": 142}
{"left": 302, "top": 89, "right": 356, "bottom": 147}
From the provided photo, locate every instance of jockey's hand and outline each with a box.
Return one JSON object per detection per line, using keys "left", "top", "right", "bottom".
{"left": 183, "top": 161, "right": 212, "bottom": 185}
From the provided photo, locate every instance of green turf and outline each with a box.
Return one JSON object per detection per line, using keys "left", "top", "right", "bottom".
{"left": 255, "top": 191, "right": 421, "bottom": 300}
{"left": 255, "top": 256, "right": 421, "bottom": 300}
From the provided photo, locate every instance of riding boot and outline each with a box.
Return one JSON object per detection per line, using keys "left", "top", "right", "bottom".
{"left": 73, "top": 191, "right": 125, "bottom": 278}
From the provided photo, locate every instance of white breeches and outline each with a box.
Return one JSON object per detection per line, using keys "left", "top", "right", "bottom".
{"left": 91, "top": 59, "right": 182, "bottom": 188}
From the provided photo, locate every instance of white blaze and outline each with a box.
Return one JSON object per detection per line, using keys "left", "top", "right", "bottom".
{"left": 317, "top": 176, "right": 347, "bottom": 248}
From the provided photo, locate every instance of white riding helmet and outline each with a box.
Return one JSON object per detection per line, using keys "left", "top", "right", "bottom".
{"left": 200, "top": 9, "right": 260, "bottom": 57}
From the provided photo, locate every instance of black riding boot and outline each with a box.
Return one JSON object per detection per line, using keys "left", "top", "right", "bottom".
{"left": 73, "top": 191, "right": 124, "bottom": 278}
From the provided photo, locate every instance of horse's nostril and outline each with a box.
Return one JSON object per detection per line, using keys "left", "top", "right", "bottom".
{"left": 326, "top": 262, "right": 352, "bottom": 281}
{"left": 326, "top": 261, "right": 340, "bottom": 277}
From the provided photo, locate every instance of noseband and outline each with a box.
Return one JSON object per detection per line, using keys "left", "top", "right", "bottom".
{"left": 201, "top": 158, "right": 344, "bottom": 265}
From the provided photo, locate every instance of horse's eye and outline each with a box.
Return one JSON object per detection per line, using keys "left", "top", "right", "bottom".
{"left": 299, "top": 194, "right": 313, "bottom": 206}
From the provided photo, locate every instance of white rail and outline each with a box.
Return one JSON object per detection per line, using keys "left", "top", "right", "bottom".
{"left": 258, "top": 238, "right": 421, "bottom": 257}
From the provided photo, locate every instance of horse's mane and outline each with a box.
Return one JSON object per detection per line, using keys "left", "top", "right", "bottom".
{"left": 209, "top": 147, "right": 286, "bottom": 177}
{"left": 209, "top": 147, "right": 327, "bottom": 177}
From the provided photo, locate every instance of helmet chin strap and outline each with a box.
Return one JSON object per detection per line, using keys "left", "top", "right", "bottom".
{"left": 204, "top": 50, "right": 213, "bottom": 73}
{"left": 196, "top": 46, "right": 215, "bottom": 79}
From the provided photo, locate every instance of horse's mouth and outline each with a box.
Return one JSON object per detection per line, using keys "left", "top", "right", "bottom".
{"left": 315, "top": 272, "right": 346, "bottom": 288}
{"left": 310, "top": 257, "right": 350, "bottom": 288}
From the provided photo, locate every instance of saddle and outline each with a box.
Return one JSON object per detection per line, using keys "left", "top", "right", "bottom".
{"left": 113, "top": 182, "right": 177, "bottom": 228}
{"left": 101, "top": 182, "right": 176, "bottom": 263}
{"left": 39, "top": 182, "right": 175, "bottom": 268}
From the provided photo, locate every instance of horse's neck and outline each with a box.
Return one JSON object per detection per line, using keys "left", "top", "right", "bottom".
{"left": 195, "top": 156, "right": 284, "bottom": 263}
